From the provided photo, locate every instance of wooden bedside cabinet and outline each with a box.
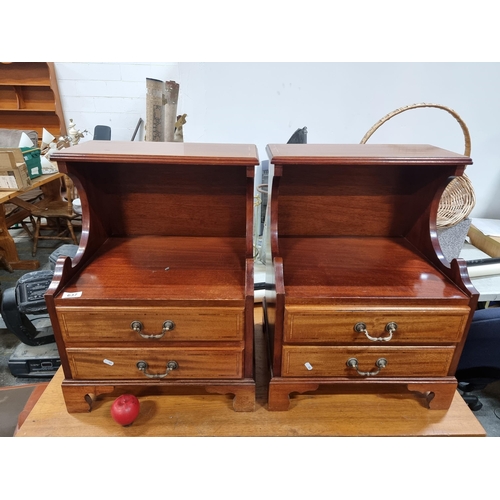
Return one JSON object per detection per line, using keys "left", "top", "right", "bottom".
{"left": 47, "top": 141, "right": 258, "bottom": 412}
{"left": 263, "top": 144, "right": 478, "bottom": 411}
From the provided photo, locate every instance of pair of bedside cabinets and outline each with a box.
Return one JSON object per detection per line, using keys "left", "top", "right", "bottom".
{"left": 48, "top": 141, "right": 477, "bottom": 415}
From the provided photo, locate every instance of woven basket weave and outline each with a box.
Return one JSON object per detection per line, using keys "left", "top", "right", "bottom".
{"left": 360, "top": 103, "right": 476, "bottom": 228}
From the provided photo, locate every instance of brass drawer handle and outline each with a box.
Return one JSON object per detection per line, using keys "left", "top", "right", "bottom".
{"left": 346, "top": 357, "right": 387, "bottom": 376}
{"left": 130, "top": 320, "right": 176, "bottom": 339}
{"left": 354, "top": 322, "right": 397, "bottom": 342}
{"left": 136, "top": 360, "right": 178, "bottom": 378}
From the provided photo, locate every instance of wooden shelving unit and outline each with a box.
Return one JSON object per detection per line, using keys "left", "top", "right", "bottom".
{"left": 0, "top": 62, "right": 66, "bottom": 139}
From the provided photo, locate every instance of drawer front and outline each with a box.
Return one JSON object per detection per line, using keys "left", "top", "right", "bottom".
{"left": 57, "top": 306, "right": 244, "bottom": 343}
{"left": 66, "top": 347, "right": 244, "bottom": 380}
{"left": 284, "top": 306, "right": 470, "bottom": 343}
{"left": 281, "top": 346, "right": 455, "bottom": 377}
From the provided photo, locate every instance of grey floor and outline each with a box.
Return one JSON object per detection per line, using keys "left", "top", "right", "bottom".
{"left": 462, "top": 380, "right": 500, "bottom": 436}
{"left": 1, "top": 229, "right": 500, "bottom": 436}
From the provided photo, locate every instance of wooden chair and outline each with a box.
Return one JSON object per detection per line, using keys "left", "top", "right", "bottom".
{"left": 30, "top": 175, "right": 79, "bottom": 256}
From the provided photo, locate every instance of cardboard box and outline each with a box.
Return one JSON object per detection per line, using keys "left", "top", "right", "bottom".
{"left": 0, "top": 146, "right": 41, "bottom": 179}
{"left": 468, "top": 224, "right": 500, "bottom": 257}
{"left": 0, "top": 150, "right": 32, "bottom": 190}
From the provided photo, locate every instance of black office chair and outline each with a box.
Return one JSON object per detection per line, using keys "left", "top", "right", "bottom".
{"left": 94, "top": 125, "right": 111, "bottom": 140}
{"left": 456, "top": 307, "right": 500, "bottom": 411}
{"left": 287, "top": 126, "right": 307, "bottom": 144}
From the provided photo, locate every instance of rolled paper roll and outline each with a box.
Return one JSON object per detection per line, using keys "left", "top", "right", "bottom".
{"left": 467, "top": 263, "right": 500, "bottom": 278}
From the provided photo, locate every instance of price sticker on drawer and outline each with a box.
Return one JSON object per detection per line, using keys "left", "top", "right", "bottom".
{"left": 62, "top": 291, "right": 83, "bottom": 298}
{"left": 304, "top": 362, "right": 313, "bottom": 371}
{"left": 103, "top": 359, "right": 114, "bottom": 366}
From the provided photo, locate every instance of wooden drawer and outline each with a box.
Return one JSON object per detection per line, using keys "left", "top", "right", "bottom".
{"left": 284, "top": 305, "right": 470, "bottom": 343}
{"left": 281, "top": 346, "right": 455, "bottom": 377}
{"left": 56, "top": 306, "right": 244, "bottom": 343}
{"left": 66, "top": 346, "right": 244, "bottom": 380}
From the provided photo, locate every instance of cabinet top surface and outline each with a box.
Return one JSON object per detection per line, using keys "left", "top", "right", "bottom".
{"left": 266, "top": 144, "right": 472, "bottom": 165}
{"left": 52, "top": 141, "right": 259, "bottom": 165}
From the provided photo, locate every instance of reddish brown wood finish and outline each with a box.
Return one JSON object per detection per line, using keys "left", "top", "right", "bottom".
{"left": 264, "top": 144, "right": 478, "bottom": 410}
{"left": 46, "top": 141, "right": 259, "bottom": 412}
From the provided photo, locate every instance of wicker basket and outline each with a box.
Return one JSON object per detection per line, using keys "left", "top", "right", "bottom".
{"left": 360, "top": 103, "right": 476, "bottom": 228}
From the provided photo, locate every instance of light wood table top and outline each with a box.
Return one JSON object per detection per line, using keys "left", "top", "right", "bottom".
{"left": 15, "top": 309, "right": 486, "bottom": 437}
{"left": 0, "top": 171, "right": 63, "bottom": 204}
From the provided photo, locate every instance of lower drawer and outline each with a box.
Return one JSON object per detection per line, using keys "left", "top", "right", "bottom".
{"left": 281, "top": 346, "right": 455, "bottom": 377}
{"left": 66, "top": 347, "right": 244, "bottom": 380}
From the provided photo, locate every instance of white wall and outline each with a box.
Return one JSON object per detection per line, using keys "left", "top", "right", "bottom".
{"left": 54, "top": 62, "right": 500, "bottom": 218}
{"left": 54, "top": 62, "right": 179, "bottom": 142}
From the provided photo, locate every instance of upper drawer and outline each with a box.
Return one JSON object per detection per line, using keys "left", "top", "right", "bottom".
{"left": 56, "top": 306, "right": 245, "bottom": 343}
{"left": 284, "top": 305, "right": 470, "bottom": 343}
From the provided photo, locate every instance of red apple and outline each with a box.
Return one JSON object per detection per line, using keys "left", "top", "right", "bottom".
{"left": 110, "top": 394, "right": 140, "bottom": 426}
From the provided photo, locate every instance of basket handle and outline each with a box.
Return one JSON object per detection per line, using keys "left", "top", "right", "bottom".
{"left": 360, "top": 103, "right": 471, "bottom": 157}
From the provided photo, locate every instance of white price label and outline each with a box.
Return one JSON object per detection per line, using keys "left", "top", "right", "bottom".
{"left": 103, "top": 359, "right": 114, "bottom": 366}
{"left": 304, "top": 362, "right": 313, "bottom": 371}
{"left": 62, "top": 291, "right": 83, "bottom": 298}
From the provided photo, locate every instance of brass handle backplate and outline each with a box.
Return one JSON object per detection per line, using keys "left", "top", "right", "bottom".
{"left": 131, "top": 320, "right": 176, "bottom": 339}
{"left": 136, "top": 360, "right": 178, "bottom": 378}
{"left": 354, "top": 322, "right": 397, "bottom": 342}
{"left": 346, "top": 357, "right": 387, "bottom": 376}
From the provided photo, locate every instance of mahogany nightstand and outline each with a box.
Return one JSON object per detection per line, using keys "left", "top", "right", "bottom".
{"left": 263, "top": 144, "right": 478, "bottom": 411}
{"left": 48, "top": 141, "right": 259, "bottom": 412}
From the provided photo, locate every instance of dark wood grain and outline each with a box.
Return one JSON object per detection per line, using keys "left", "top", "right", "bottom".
{"left": 270, "top": 161, "right": 463, "bottom": 238}
{"left": 56, "top": 236, "right": 247, "bottom": 304}
{"left": 278, "top": 236, "right": 469, "bottom": 302}
{"left": 53, "top": 141, "right": 259, "bottom": 165}
{"left": 45, "top": 142, "right": 259, "bottom": 412}
{"left": 14, "top": 314, "right": 486, "bottom": 435}
{"left": 264, "top": 143, "right": 478, "bottom": 410}
{"left": 266, "top": 143, "right": 471, "bottom": 165}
